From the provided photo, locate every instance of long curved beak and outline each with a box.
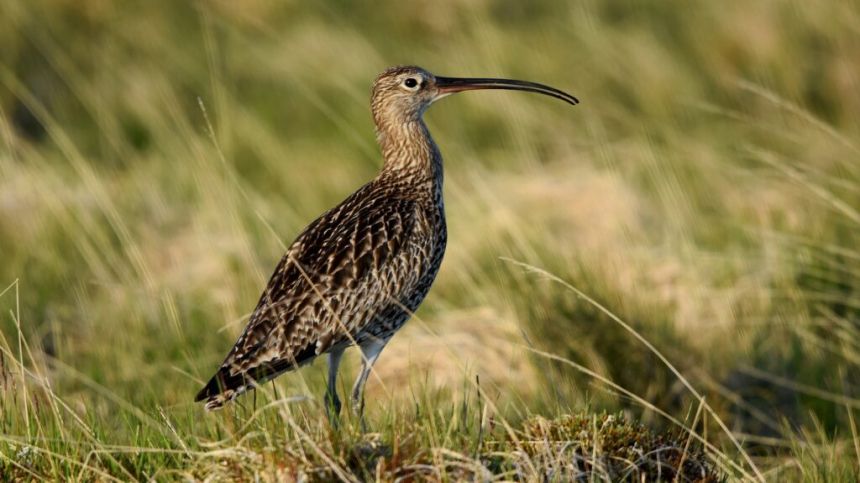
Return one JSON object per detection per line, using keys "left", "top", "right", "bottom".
{"left": 435, "top": 76, "right": 579, "bottom": 106}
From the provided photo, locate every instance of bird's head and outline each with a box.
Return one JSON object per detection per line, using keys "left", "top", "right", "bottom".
{"left": 370, "top": 65, "right": 578, "bottom": 127}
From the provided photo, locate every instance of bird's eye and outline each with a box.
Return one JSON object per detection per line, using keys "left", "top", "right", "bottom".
{"left": 403, "top": 78, "right": 419, "bottom": 89}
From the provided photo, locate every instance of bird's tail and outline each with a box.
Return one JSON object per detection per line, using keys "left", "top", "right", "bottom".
{"left": 194, "top": 368, "right": 255, "bottom": 411}
{"left": 195, "top": 348, "right": 316, "bottom": 410}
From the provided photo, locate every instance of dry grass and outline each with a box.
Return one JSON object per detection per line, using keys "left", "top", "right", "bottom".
{"left": 1, "top": 0, "right": 860, "bottom": 480}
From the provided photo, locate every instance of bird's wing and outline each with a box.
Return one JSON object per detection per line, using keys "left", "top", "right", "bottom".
{"left": 196, "top": 185, "right": 422, "bottom": 408}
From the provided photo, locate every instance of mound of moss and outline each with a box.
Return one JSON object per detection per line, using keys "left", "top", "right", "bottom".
{"left": 481, "top": 413, "right": 721, "bottom": 482}
{"left": 317, "top": 412, "right": 723, "bottom": 482}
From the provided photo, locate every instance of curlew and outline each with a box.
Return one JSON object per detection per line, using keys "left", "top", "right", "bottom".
{"left": 195, "top": 65, "right": 578, "bottom": 420}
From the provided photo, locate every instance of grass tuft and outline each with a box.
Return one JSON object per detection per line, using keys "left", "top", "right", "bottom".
{"left": 1, "top": 0, "right": 859, "bottom": 480}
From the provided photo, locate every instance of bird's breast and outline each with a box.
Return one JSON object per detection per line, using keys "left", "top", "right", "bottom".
{"left": 416, "top": 200, "right": 447, "bottom": 281}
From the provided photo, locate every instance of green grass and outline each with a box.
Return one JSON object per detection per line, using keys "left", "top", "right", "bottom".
{"left": 1, "top": 0, "right": 860, "bottom": 480}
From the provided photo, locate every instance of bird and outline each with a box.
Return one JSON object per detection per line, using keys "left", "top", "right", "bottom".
{"left": 195, "top": 65, "right": 578, "bottom": 421}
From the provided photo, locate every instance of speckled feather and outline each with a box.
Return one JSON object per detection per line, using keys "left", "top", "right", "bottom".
{"left": 195, "top": 65, "right": 577, "bottom": 410}
{"left": 196, "top": 66, "right": 448, "bottom": 409}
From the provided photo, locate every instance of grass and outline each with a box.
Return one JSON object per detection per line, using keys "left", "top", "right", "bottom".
{"left": 1, "top": 0, "right": 860, "bottom": 480}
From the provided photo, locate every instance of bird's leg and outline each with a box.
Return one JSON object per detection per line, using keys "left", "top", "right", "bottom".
{"left": 325, "top": 347, "right": 345, "bottom": 425}
{"left": 350, "top": 338, "right": 387, "bottom": 425}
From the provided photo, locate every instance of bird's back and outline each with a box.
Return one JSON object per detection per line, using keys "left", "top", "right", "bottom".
{"left": 196, "top": 173, "right": 446, "bottom": 408}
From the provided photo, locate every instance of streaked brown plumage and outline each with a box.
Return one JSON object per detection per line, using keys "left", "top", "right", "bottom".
{"left": 195, "top": 65, "right": 578, "bottom": 418}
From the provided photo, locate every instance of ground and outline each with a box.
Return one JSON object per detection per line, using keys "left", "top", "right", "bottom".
{"left": 1, "top": 0, "right": 859, "bottom": 480}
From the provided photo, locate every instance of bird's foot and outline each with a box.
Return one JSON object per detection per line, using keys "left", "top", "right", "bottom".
{"left": 351, "top": 433, "right": 391, "bottom": 470}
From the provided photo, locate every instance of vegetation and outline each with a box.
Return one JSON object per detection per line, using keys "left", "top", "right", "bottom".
{"left": 1, "top": 0, "right": 859, "bottom": 480}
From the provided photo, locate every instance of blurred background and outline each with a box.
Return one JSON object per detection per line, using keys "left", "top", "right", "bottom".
{"left": 1, "top": 0, "right": 859, "bottom": 477}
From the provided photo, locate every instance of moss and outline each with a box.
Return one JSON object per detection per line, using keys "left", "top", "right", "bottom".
{"left": 489, "top": 412, "right": 722, "bottom": 482}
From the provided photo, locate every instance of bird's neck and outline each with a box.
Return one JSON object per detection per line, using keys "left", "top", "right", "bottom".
{"left": 376, "top": 117, "right": 443, "bottom": 193}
